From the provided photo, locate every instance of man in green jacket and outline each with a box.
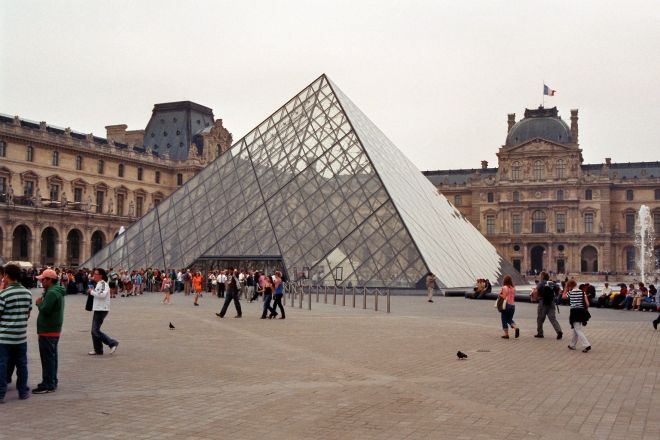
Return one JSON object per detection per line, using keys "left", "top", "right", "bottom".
{"left": 32, "top": 269, "right": 64, "bottom": 394}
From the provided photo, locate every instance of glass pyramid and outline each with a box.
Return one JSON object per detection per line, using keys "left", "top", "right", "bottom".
{"left": 84, "top": 74, "right": 514, "bottom": 288}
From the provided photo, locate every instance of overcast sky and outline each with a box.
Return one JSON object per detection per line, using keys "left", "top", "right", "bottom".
{"left": 1, "top": 0, "right": 659, "bottom": 171}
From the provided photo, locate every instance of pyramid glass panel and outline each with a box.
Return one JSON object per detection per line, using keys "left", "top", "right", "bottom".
{"left": 84, "top": 74, "right": 516, "bottom": 288}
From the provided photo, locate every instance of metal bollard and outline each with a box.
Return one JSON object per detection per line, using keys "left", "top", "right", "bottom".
{"left": 342, "top": 286, "right": 346, "bottom": 306}
{"left": 333, "top": 286, "right": 337, "bottom": 305}
{"left": 352, "top": 287, "right": 356, "bottom": 308}
{"left": 308, "top": 287, "right": 312, "bottom": 310}
{"left": 299, "top": 285, "right": 303, "bottom": 309}
{"left": 375, "top": 290, "right": 378, "bottom": 311}
{"left": 387, "top": 289, "right": 390, "bottom": 313}
{"left": 324, "top": 286, "right": 328, "bottom": 304}
{"left": 316, "top": 285, "right": 319, "bottom": 303}
{"left": 363, "top": 288, "right": 367, "bottom": 309}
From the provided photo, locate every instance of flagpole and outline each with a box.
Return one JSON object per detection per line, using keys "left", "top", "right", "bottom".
{"left": 542, "top": 79, "right": 544, "bottom": 107}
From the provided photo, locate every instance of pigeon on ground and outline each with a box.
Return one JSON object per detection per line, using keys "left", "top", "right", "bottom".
{"left": 169, "top": 322, "right": 175, "bottom": 330}
{"left": 457, "top": 351, "right": 468, "bottom": 360}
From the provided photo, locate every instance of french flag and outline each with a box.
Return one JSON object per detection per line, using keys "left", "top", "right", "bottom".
{"left": 543, "top": 84, "right": 556, "bottom": 96}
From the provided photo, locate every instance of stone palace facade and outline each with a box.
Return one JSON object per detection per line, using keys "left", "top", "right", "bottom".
{"left": 424, "top": 106, "right": 660, "bottom": 277}
{"left": 0, "top": 101, "right": 232, "bottom": 267}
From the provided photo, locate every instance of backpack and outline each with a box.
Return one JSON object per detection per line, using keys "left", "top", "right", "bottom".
{"left": 541, "top": 282, "right": 558, "bottom": 306}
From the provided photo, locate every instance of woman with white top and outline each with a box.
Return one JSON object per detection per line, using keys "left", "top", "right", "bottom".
{"left": 565, "top": 279, "right": 591, "bottom": 353}
{"left": 88, "top": 268, "right": 119, "bottom": 355}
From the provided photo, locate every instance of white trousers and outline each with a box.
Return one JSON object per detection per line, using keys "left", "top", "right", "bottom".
{"left": 570, "top": 322, "right": 590, "bottom": 348}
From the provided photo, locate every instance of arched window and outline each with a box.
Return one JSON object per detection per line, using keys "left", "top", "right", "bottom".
{"left": 511, "top": 161, "right": 522, "bottom": 181}
{"left": 532, "top": 210, "right": 546, "bottom": 233}
{"left": 533, "top": 160, "right": 544, "bottom": 181}
{"left": 556, "top": 159, "right": 566, "bottom": 179}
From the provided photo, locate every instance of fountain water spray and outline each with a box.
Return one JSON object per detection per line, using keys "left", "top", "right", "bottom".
{"left": 635, "top": 205, "right": 656, "bottom": 285}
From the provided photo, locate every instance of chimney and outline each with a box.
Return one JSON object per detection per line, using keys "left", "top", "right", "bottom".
{"left": 481, "top": 160, "right": 488, "bottom": 170}
{"left": 507, "top": 113, "right": 516, "bottom": 132}
{"left": 570, "top": 109, "right": 579, "bottom": 143}
{"left": 106, "top": 124, "right": 128, "bottom": 144}
{"left": 605, "top": 157, "right": 611, "bottom": 166}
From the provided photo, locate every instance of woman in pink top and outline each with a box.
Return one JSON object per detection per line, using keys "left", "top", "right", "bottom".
{"left": 499, "top": 275, "right": 520, "bottom": 339}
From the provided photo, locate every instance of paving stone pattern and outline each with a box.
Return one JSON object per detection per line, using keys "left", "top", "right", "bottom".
{"left": 1, "top": 290, "right": 658, "bottom": 440}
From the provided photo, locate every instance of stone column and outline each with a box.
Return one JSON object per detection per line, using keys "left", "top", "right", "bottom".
{"left": 547, "top": 243, "right": 553, "bottom": 274}
{"left": 56, "top": 239, "right": 64, "bottom": 268}
{"left": 523, "top": 245, "right": 529, "bottom": 274}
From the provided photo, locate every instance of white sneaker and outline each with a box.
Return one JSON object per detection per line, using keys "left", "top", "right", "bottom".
{"left": 110, "top": 343, "right": 119, "bottom": 354}
{"left": 88, "top": 351, "right": 102, "bottom": 355}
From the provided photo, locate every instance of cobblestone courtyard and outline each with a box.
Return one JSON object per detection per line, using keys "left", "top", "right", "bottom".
{"left": 1, "top": 291, "right": 658, "bottom": 440}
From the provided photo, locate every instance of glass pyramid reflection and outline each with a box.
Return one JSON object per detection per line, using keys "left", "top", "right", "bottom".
{"left": 84, "top": 74, "right": 515, "bottom": 288}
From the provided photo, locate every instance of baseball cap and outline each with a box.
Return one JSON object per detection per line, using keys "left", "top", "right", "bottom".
{"left": 36, "top": 269, "right": 58, "bottom": 280}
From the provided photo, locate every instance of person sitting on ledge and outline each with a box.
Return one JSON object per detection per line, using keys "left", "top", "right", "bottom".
{"left": 623, "top": 284, "right": 637, "bottom": 310}
{"left": 596, "top": 282, "right": 612, "bottom": 308}
{"left": 611, "top": 284, "right": 627, "bottom": 309}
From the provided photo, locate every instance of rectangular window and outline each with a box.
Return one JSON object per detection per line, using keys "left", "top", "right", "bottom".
{"left": 154, "top": 198, "right": 162, "bottom": 207}
{"left": 626, "top": 190, "right": 634, "bottom": 201}
{"left": 118, "top": 164, "right": 124, "bottom": 177}
{"left": 487, "top": 192, "right": 494, "bottom": 203}
{"left": 52, "top": 151, "right": 59, "bottom": 166}
{"left": 177, "top": 173, "right": 183, "bottom": 186}
{"left": 655, "top": 189, "right": 660, "bottom": 200}
{"left": 24, "top": 180, "right": 34, "bottom": 197}
{"left": 49, "top": 184, "right": 60, "bottom": 202}
{"left": 96, "top": 191, "right": 104, "bottom": 214}
{"left": 513, "top": 191, "right": 520, "bottom": 202}
{"left": 486, "top": 215, "right": 495, "bottom": 235}
{"left": 137, "top": 167, "right": 143, "bottom": 181}
{"left": 74, "top": 187, "right": 83, "bottom": 203}
{"left": 26, "top": 146, "right": 33, "bottom": 162}
{"left": 98, "top": 160, "right": 105, "bottom": 174}
{"left": 454, "top": 195, "right": 462, "bottom": 206}
{"left": 117, "top": 194, "right": 125, "bottom": 216}
{"left": 584, "top": 213, "right": 594, "bottom": 233}
{"left": 654, "top": 213, "right": 660, "bottom": 234}
{"left": 75, "top": 155, "right": 82, "bottom": 170}
{"left": 0, "top": 177, "right": 6, "bottom": 195}
{"left": 155, "top": 171, "right": 161, "bottom": 184}
{"left": 556, "top": 213, "right": 566, "bottom": 233}
{"left": 136, "top": 196, "right": 144, "bottom": 217}
{"left": 0, "top": 141, "right": 6, "bottom": 157}
{"left": 585, "top": 189, "right": 592, "bottom": 200}
{"left": 512, "top": 213, "right": 521, "bottom": 234}
{"left": 626, "top": 213, "right": 635, "bottom": 234}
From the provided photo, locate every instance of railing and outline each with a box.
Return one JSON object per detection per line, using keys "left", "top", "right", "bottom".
{"left": 284, "top": 282, "right": 390, "bottom": 313}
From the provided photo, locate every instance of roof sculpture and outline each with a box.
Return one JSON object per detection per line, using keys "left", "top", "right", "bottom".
{"left": 83, "top": 74, "right": 516, "bottom": 288}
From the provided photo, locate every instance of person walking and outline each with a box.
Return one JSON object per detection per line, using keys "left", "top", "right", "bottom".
{"left": 216, "top": 268, "right": 242, "bottom": 318}
{"left": 565, "top": 279, "right": 592, "bottom": 352}
{"left": 271, "top": 271, "right": 285, "bottom": 319}
{"left": 651, "top": 284, "right": 659, "bottom": 330}
{"left": 33, "top": 269, "right": 65, "bottom": 394}
{"left": 192, "top": 271, "right": 203, "bottom": 306}
{"left": 0, "top": 264, "right": 33, "bottom": 403}
{"left": 161, "top": 274, "right": 173, "bottom": 304}
{"left": 88, "top": 268, "right": 119, "bottom": 356}
{"left": 534, "top": 272, "right": 563, "bottom": 339}
{"left": 426, "top": 273, "right": 436, "bottom": 303}
{"left": 261, "top": 276, "right": 276, "bottom": 319}
{"left": 498, "top": 275, "right": 519, "bottom": 339}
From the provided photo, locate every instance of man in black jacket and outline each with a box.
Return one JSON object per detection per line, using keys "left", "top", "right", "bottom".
{"left": 534, "top": 272, "right": 563, "bottom": 339}
{"left": 216, "top": 268, "right": 242, "bottom": 318}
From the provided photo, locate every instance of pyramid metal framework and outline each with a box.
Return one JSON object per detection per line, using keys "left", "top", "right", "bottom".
{"left": 84, "top": 74, "right": 513, "bottom": 288}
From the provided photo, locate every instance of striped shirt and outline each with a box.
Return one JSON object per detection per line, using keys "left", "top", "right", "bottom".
{"left": 568, "top": 289, "right": 586, "bottom": 309}
{"left": 0, "top": 282, "right": 33, "bottom": 344}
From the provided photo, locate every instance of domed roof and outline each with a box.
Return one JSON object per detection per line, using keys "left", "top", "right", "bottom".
{"left": 505, "top": 106, "right": 572, "bottom": 146}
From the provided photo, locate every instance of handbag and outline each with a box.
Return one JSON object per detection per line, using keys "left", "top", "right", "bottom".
{"left": 496, "top": 296, "right": 506, "bottom": 312}
{"left": 85, "top": 293, "right": 94, "bottom": 311}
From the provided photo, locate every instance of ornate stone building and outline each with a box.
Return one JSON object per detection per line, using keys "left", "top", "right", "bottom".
{"left": 0, "top": 101, "right": 232, "bottom": 267}
{"left": 424, "top": 107, "right": 660, "bottom": 276}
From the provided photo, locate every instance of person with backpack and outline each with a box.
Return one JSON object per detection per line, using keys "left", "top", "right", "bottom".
{"left": 534, "top": 272, "right": 563, "bottom": 340}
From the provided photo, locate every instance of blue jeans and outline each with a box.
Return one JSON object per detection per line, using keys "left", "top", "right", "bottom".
{"left": 92, "top": 311, "right": 118, "bottom": 354}
{"left": 38, "top": 336, "right": 59, "bottom": 390}
{"left": 0, "top": 343, "right": 29, "bottom": 399}
{"left": 500, "top": 304, "right": 516, "bottom": 330}
{"left": 262, "top": 293, "right": 274, "bottom": 318}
